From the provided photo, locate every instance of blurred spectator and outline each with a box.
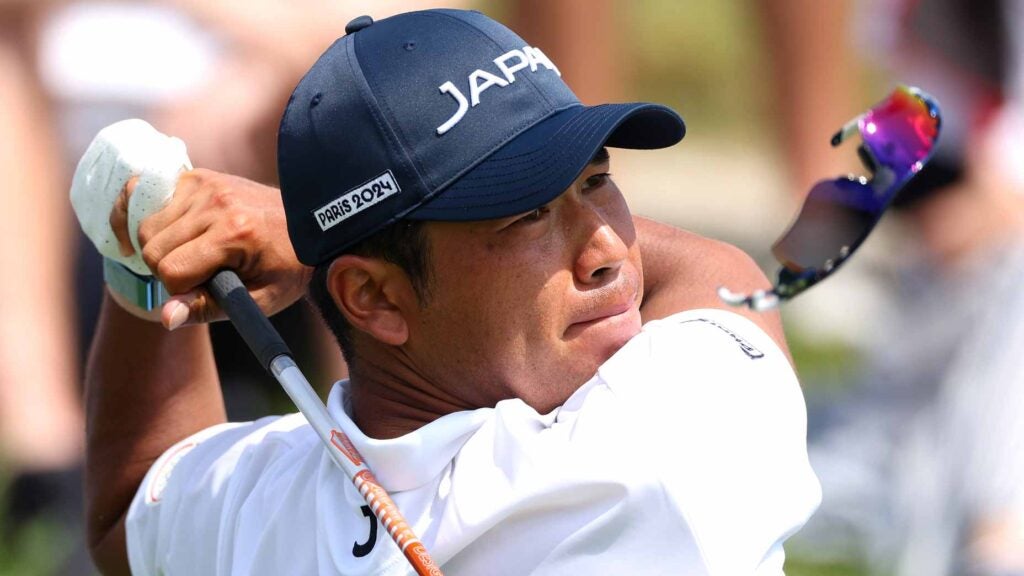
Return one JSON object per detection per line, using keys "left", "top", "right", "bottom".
{"left": 760, "top": 0, "right": 1024, "bottom": 574}
{"left": 0, "top": 0, "right": 81, "bottom": 480}
{"left": 507, "top": 0, "right": 620, "bottom": 104}
{"left": 0, "top": 3, "right": 90, "bottom": 574}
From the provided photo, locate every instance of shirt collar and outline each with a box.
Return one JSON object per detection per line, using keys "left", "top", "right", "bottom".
{"left": 327, "top": 380, "right": 493, "bottom": 492}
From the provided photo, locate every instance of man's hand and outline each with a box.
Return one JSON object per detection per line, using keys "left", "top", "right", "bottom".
{"left": 109, "top": 168, "right": 310, "bottom": 329}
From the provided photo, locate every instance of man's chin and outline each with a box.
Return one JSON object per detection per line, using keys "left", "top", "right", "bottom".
{"left": 566, "top": 306, "right": 642, "bottom": 359}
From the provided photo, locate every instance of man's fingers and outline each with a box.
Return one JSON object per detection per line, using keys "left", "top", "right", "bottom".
{"left": 161, "top": 294, "right": 193, "bottom": 330}
{"left": 154, "top": 237, "right": 243, "bottom": 296}
{"left": 136, "top": 179, "right": 196, "bottom": 248}
{"left": 160, "top": 290, "right": 223, "bottom": 330}
{"left": 110, "top": 177, "right": 138, "bottom": 256}
{"left": 137, "top": 169, "right": 249, "bottom": 276}
{"left": 139, "top": 213, "right": 211, "bottom": 276}
{"left": 159, "top": 281, "right": 283, "bottom": 330}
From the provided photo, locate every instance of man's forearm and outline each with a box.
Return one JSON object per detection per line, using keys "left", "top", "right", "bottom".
{"left": 635, "top": 216, "right": 791, "bottom": 357}
{"left": 85, "top": 292, "right": 225, "bottom": 574}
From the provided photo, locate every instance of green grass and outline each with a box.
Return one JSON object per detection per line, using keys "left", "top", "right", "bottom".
{"left": 0, "top": 516, "right": 75, "bottom": 576}
{"left": 786, "top": 329, "right": 864, "bottom": 396}
{"left": 0, "top": 467, "right": 96, "bottom": 576}
{"left": 786, "top": 557, "right": 871, "bottom": 576}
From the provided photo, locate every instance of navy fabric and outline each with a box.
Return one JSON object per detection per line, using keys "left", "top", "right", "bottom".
{"left": 355, "top": 10, "right": 580, "bottom": 192}
{"left": 407, "top": 103, "right": 683, "bottom": 220}
{"left": 277, "top": 9, "right": 686, "bottom": 265}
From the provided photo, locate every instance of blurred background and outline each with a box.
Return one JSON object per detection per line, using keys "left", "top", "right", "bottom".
{"left": 1, "top": 0, "right": 1022, "bottom": 574}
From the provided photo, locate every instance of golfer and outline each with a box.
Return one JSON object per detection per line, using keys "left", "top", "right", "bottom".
{"left": 84, "top": 9, "right": 820, "bottom": 575}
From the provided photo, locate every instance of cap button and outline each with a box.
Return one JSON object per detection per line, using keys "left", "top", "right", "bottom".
{"left": 345, "top": 15, "right": 373, "bottom": 34}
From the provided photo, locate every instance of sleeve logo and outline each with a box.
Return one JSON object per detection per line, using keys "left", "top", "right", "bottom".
{"left": 145, "top": 441, "right": 198, "bottom": 505}
{"left": 314, "top": 170, "right": 401, "bottom": 232}
{"left": 681, "top": 318, "right": 764, "bottom": 359}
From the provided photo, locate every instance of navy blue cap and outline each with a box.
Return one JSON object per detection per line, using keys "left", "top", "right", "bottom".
{"left": 278, "top": 9, "right": 685, "bottom": 266}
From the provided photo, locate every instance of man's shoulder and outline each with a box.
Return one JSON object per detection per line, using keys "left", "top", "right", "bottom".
{"left": 643, "top": 308, "right": 774, "bottom": 359}
{"left": 624, "top": 308, "right": 785, "bottom": 374}
{"left": 134, "top": 412, "right": 318, "bottom": 505}
{"left": 583, "top": 308, "right": 798, "bottom": 435}
{"left": 127, "top": 412, "right": 335, "bottom": 575}
{"left": 554, "top": 308, "right": 818, "bottom": 574}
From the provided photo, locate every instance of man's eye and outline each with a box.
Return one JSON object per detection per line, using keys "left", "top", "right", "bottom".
{"left": 514, "top": 206, "right": 549, "bottom": 225}
{"left": 583, "top": 173, "right": 612, "bottom": 190}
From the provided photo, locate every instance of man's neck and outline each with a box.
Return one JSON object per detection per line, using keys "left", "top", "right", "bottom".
{"left": 345, "top": 351, "right": 473, "bottom": 439}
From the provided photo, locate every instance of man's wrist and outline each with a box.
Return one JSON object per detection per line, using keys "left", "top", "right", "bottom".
{"left": 103, "top": 257, "right": 170, "bottom": 313}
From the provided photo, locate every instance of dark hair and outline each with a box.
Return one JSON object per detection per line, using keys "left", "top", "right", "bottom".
{"left": 307, "top": 220, "right": 432, "bottom": 364}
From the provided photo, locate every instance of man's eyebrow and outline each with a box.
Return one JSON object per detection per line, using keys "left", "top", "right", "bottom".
{"left": 590, "top": 147, "right": 610, "bottom": 165}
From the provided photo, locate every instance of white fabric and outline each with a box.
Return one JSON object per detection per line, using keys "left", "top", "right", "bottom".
{"left": 127, "top": 309, "right": 820, "bottom": 575}
{"left": 70, "top": 119, "right": 191, "bottom": 276}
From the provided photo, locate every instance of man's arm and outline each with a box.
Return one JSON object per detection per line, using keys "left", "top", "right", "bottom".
{"left": 85, "top": 296, "right": 224, "bottom": 575}
{"left": 635, "top": 216, "right": 791, "bottom": 358}
{"left": 84, "top": 170, "right": 309, "bottom": 574}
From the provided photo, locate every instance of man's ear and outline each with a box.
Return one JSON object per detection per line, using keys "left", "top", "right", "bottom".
{"left": 326, "top": 255, "right": 415, "bottom": 346}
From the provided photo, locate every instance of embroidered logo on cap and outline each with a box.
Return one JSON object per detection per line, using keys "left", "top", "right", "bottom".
{"left": 436, "top": 45, "right": 561, "bottom": 135}
{"left": 314, "top": 171, "right": 401, "bottom": 231}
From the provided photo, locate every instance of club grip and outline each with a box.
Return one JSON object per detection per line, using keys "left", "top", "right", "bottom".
{"left": 207, "top": 270, "right": 292, "bottom": 370}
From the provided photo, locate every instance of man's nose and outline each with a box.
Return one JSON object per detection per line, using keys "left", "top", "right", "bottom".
{"left": 573, "top": 208, "right": 629, "bottom": 285}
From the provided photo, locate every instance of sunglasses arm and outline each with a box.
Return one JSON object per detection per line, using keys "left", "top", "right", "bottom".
{"left": 718, "top": 266, "right": 823, "bottom": 312}
{"left": 830, "top": 116, "right": 861, "bottom": 147}
{"left": 717, "top": 285, "right": 782, "bottom": 311}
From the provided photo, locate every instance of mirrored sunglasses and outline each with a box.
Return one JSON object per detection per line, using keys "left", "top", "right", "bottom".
{"left": 719, "top": 85, "right": 942, "bottom": 311}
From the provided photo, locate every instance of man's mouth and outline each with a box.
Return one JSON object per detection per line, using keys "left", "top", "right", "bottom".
{"left": 564, "top": 285, "right": 641, "bottom": 341}
{"left": 572, "top": 301, "right": 633, "bottom": 326}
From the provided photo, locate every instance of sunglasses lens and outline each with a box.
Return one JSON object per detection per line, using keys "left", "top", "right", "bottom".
{"left": 860, "top": 86, "right": 940, "bottom": 180}
{"left": 772, "top": 177, "right": 881, "bottom": 272}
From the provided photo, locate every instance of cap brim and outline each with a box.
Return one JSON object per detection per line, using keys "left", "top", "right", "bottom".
{"left": 406, "top": 103, "right": 685, "bottom": 221}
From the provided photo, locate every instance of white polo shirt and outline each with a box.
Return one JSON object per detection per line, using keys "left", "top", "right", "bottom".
{"left": 127, "top": 309, "right": 821, "bottom": 575}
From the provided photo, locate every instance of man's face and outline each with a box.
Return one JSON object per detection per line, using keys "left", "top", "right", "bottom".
{"left": 403, "top": 149, "right": 644, "bottom": 413}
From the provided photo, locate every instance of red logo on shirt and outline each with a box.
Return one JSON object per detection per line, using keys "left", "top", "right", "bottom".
{"left": 330, "top": 429, "right": 364, "bottom": 466}
{"left": 146, "top": 441, "right": 197, "bottom": 505}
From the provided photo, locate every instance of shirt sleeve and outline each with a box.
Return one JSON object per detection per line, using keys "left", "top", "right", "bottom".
{"left": 125, "top": 414, "right": 311, "bottom": 576}
{"left": 596, "top": 308, "right": 821, "bottom": 575}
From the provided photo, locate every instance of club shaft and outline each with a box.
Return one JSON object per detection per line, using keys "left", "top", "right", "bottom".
{"left": 207, "top": 270, "right": 442, "bottom": 576}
